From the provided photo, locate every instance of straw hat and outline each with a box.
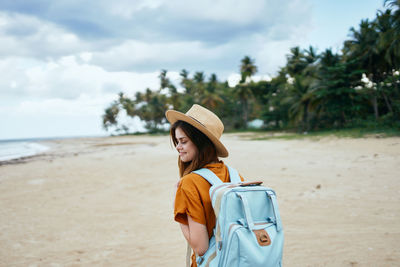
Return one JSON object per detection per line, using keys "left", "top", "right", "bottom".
{"left": 165, "top": 104, "right": 229, "bottom": 157}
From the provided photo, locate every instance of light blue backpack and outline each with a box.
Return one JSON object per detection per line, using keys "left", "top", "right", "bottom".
{"left": 189, "top": 165, "right": 284, "bottom": 267}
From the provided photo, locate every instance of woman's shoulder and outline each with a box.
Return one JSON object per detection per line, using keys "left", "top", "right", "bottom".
{"left": 179, "top": 171, "right": 210, "bottom": 190}
{"left": 180, "top": 172, "right": 198, "bottom": 183}
{"left": 181, "top": 171, "right": 205, "bottom": 183}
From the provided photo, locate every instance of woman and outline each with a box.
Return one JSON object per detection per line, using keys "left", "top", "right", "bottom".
{"left": 165, "top": 104, "right": 243, "bottom": 267}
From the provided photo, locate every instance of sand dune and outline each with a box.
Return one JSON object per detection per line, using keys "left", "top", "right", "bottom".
{"left": 0, "top": 134, "right": 399, "bottom": 266}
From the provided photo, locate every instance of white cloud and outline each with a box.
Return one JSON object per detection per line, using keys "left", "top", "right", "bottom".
{"left": 252, "top": 74, "right": 272, "bottom": 83}
{"left": 10, "top": 80, "right": 17, "bottom": 88}
{"left": 0, "top": 12, "right": 87, "bottom": 59}
{"left": 0, "top": 54, "right": 161, "bottom": 139}
{"left": 0, "top": 55, "right": 161, "bottom": 99}
{"left": 106, "top": 0, "right": 164, "bottom": 18}
{"left": 0, "top": 0, "right": 323, "bottom": 139}
{"left": 91, "top": 39, "right": 232, "bottom": 71}
{"left": 166, "top": 0, "right": 268, "bottom": 24}
{"left": 254, "top": 39, "right": 300, "bottom": 75}
{"left": 16, "top": 94, "right": 114, "bottom": 116}
{"left": 79, "top": 52, "right": 93, "bottom": 63}
{"left": 0, "top": 1, "right": 315, "bottom": 76}
{"left": 0, "top": 1, "right": 314, "bottom": 71}
{"left": 226, "top": 73, "right": 272, "bottom": 87}
{"left": 97, "top": 0, "right": 305, "bottom": 30}
{"left": 0, "top": 93, "right": 142, "bottom": 139}
{"left": 227, "top": 73, "right": 241, "bottom": 87}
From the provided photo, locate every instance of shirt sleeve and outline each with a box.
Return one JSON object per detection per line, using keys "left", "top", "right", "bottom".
{"left": 174, "top": 176, "right": 207, "bottom": 226}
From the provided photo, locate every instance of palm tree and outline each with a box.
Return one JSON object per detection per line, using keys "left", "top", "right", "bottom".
{"left": 235, "top": 83, "right": 253, "bottom": 128}
{"left": 134, "top": 89, "right": 169, "bottom": 132}
{"left": 194, "top": 71, "right": 205, "bottom": 83}
{"left": 385, "top": 0, "right": 400, "bottom": 36}
{"left": 144, "top": 88, "right": 153, "bottom": 103}
{"left": 304, "top": 46, "right": 319, "bottom": 64}
{"left": 283, "top": 75, "right": 315, "bottom": 131}
{"left": 312, "top": 49, "right": 357, "bottom": 127}
{"left": 102, "top": 101, "right": 120, "bottom": 131}
{"left": 303, "top": 46, "right": 320, "bottom": 77}
{"left": 235, "top": 56, "right": 257, "bottom": 128}
{"left": 209, "top": 73, "right": 218, "bottom": 86}
{"left": 384, "top": 0, "right": 400, "bottom": 47}
{"left": 180, "top": 69, "right": 194, "bottom": 94}
{"left": 157, "top": 70, "right": 181, "bottom": 110}
{"left": 376, "top": 9, "right": 400, "bottom": 69}
{"left": 344, "top": 19, "right": 380, "bottom": 119}
{"left": 201, "top": 90, "right": 224, "bottom": 110}
{"left": 118, "top": 92, "right": 136, "bottom": 116}
{"left": 344, "top": 19, "right": 379, "bottom": 73}
{"left": 178, "top": 69, "right": 195, "bottom": 110}
{"left": 236, "top": 56, "right": 258, "bottom": 128}
{"left": 201, "top": 73, "right": 224, "bottom": 109}
{"left": 180, "top": 69, "right": 189, "bottom": 79}
{"left": 193, "top": 71, "right": 205, "bottom": 103}
{"left": 286, "top": 47, "right": 308, "bottom": 76}
{"left": 240, "top": 56, "right": 257, "bottom": 83}
{"left": 159, "top": 69, "right": 170, "bottom": 90}
{"left": 384, "top": 0, "right": 400, "bottom": 14}
{"left": 375, "top": 9, "right": 398, "bottom": 113}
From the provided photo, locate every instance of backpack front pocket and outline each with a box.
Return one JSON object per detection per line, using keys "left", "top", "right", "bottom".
{"left": 222, "top": 222, "right": 283, "bottom": 267}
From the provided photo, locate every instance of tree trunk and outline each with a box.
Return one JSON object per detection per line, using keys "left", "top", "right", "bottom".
{"left": 372, "top": 96, "right": 379, "bottom": 120}
{"left": 381, "top": 91, "right": 393, "bottom": 113}
{"left": 341, "top": 110, "right": 347, "bottom": 126}
{"left": 368, "top": 74, "right": 379, "bottom": 120}
{"left": 303, "top": 103, "right": 308, "bottom": 131}
{"left": 242, "top": 99, "right": 248, "bottom": 129}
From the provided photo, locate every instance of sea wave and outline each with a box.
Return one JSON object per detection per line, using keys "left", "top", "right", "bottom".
{"left": 0, "top": 141, "right": 49, "bottom": 162}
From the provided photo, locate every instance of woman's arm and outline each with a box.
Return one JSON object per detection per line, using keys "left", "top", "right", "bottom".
{"left": 179, "top": 215, "right": 209, "bottom": 256}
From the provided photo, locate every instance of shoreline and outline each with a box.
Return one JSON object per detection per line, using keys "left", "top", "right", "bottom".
{"left": 0, "top": 132, "right": 394, "bottom": 166}
{"left": 0, "top": 141, "right": 50, "bottom": 164}
{"left": 0, "top": 135, "right": 108, "bottom": 165}
{"left": 0, "top": 135, "right": 162, "bottom": 167}
{"left": 0, "top": 134, "right": 399, "bottom": 266}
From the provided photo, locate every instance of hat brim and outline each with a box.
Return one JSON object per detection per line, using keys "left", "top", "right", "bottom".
{"left": 166, "top": 110, "right": 229, "bottom": 157}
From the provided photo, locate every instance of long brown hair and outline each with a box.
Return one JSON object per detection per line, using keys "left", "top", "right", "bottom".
{"left": 170, "top": 120, "right": 219, "bottom": 177}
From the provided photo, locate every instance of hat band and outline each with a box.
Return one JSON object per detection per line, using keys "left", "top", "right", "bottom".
{"left": 189, "top": 115, "right": 207, "bottom": 129}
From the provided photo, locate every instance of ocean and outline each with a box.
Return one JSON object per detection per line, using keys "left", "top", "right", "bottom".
{"left": 0, "top": 138, "right": 50, "bottom": 162}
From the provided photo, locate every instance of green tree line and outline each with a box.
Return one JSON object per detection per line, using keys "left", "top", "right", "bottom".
{"left": 103, "top": 1, "right": 400, "bottom": 134}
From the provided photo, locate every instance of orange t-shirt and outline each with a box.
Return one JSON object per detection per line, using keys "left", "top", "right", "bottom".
{"left": 174, "top": 161, "right": 243, "bottom": 266}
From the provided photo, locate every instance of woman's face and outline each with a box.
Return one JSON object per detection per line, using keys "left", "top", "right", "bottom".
{"left": 175, "top": 127, "right": 198, "bottom": 162}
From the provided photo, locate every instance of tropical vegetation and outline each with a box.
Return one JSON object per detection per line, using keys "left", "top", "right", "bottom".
{"left": 103, "top": 1, "right": 400, "bottom": 134}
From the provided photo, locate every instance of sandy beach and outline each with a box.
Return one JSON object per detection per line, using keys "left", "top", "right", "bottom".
{"left": 0, "top": 133, "right": 399, "bottom": 266}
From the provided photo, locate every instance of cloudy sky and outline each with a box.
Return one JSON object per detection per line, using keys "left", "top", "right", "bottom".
{"left": 0, "top": 0, "right": 384, "bottom": 140}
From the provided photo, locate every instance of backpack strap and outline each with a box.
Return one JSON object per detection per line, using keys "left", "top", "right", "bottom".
{"left": 266, "top": 191, "right": 283, "bottom": 232}
{"left": 186, "top": 243, "right": 191, "bottom": 267}
{"left": 194, "top": 165, "right": 241, "bottom": 185}
{"left": 227, "top": 165, "right": 241, "bottom": 183}
{"left": 193, "top": 168, "right": 223, "bottom": 186}
{"left": 236, "top": 192, "right": 255, "bottom": 230}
